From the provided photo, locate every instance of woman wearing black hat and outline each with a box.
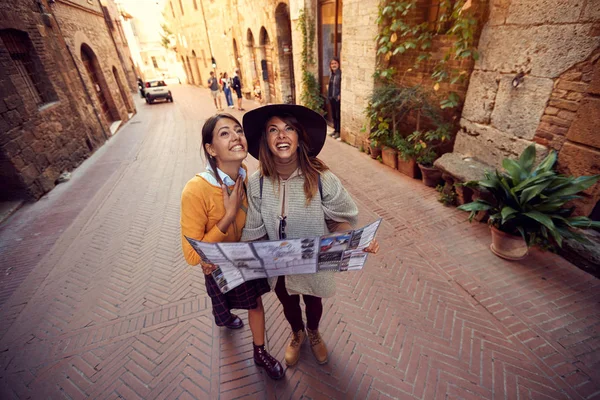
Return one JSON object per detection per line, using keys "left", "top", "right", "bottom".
{"left": 241, "top": 105, "right": 379, "bottom": 367}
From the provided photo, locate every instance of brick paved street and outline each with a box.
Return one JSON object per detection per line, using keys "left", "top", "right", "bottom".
{"left": 0, "top": 85, "right": 599, "bottom": 399}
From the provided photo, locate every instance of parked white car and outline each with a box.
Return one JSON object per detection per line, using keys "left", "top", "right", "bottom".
{"left": 144, "top": 79, "right": 173, "bottom": 104}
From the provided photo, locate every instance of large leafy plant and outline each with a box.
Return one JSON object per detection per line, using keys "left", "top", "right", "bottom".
{"left": 458, "top": 144, "right": 600, "bottom": 249}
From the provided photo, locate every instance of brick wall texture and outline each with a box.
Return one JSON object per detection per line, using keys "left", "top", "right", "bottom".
{"left": 536, "top": 50, "right": 600, "bottom": 216}
{"left": 0, "top": 0, "right": 136, "bottom": 201}
{"left": 455, "top": 0, "right": 600, "bottom": 216}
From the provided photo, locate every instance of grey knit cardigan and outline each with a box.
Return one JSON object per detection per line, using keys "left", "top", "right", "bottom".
{"left": 241, "top": 169, "right": 359, "bottom": 298}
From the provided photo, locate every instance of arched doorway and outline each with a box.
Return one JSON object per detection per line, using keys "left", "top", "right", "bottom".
{"left": 318, "top": 0, "right": 343, "bottom": 123}
{"left": 191, "top": 50, "right": 202, "bottom": 86}
{"left": 185, "top": 56, "right": 195, "bottom": 85}
{"left": 81, "top": 44, "right": 118, "bottom": 123}
{"left": 112, "top": 66, "right": 133, "bottom": 113}
{"left": 246, "top": 29, "right": 259, "bottom": 85}
{"left": 232, "top": 38, "right": 243, "bottom": 82}
{"left": 275, "top": 3, "right": 295, "bottom": 104}
{"left": 181, "top": 55, "right": 191, "bottom": 84}
{"left": 259, "top": 27, "right": 275, "bottom": 103}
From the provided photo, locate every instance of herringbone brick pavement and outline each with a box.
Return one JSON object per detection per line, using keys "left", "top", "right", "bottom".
{"left": 0, "top": 85, "right": 598, "bottom": 399}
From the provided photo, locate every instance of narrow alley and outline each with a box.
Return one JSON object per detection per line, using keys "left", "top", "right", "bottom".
{"left": 0, "top": 85, "right": 598, "bottom": 399}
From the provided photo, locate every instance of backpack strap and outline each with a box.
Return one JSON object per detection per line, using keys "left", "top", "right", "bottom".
{"left": 260, "top": 176, "right": 264, "bottom": 199}
{"left": 318, "top": 174, "right": 323, "bottom": 201}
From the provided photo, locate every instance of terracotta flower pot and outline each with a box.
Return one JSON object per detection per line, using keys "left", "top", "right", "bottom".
{"left": 370, "top": 143, "right": 382, "bottom": 159}
{"left": 418, "top": 164, "right": 443, "bottom": 187}
{"left": 397, "top": 156, "right": 421, "bottom": 179}
{"left": 382, "top": 147, "right": 398, "bottom": 169}
{"left": 363, "top": 138, "right": 371, "bottom": 155}
{"left": 490, "top": 226, "right": 528, "bottom": 260}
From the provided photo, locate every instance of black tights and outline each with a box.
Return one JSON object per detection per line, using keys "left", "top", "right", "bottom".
{"left": 275, "top": 276, "right": 323, "bottom": 332}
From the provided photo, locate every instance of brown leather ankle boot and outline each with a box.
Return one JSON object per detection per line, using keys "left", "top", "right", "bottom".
{"left": 284, "top": 329, "right": 306, "bottom": 366}
{"left": 307, "top": 328, "right": 328, "bottom": 364}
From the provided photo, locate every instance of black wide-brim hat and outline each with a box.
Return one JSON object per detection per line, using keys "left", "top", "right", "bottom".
{"left": 242, "top": 104, "right": 327, "bottom": 160}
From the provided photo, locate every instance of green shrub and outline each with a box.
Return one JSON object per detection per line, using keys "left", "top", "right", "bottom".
{"left": 458, "top": 144, "right": 600, "bottom": 249}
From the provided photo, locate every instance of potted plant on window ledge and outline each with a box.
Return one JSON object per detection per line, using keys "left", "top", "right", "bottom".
{"left": 458, "top": 144, "right": 600, "bottom": 260}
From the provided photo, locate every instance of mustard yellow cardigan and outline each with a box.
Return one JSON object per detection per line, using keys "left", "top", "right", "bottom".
{"left": 180, "top": 173, "right": 248, "bottom": 266}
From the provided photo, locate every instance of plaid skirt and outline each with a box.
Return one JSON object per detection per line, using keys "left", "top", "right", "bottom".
{"left": 205, "top": 275, "right": 271, "bottom": 326}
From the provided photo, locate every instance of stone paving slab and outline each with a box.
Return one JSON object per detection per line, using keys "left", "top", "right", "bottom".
{"left": 0, "top": 85, "right": 598, "bottom": 399}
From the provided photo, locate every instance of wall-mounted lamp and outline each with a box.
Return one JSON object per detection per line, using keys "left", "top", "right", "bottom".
{"left": 512, "top": 72, "right": 525, "bottom": 89}
{"left": 211, "top": 57, "right": 217, "bottom": 69}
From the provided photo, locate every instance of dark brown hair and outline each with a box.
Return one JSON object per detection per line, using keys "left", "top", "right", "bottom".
{"left": 329, "top": 57, "right": 341, "bottom": 75}
{"left": 258, "top": 113, "right": 328, "bottom": 203}
{"left": 201, "top": 113, "right": 242, "bottom": 186}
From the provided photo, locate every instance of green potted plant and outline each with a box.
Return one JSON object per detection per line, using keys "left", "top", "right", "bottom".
{"left": 367, "top": 118, "right": 390, "bottom": 160}
{"left": 393, "top": 135, "right": 420, "bottom": 178}
{"left": 407, "top": 125, "right": 453, "bottom": 187}
{"left": 458, "top": 144, "right": 600, "bottom": 260}
{"left": 364, "top": 84, "right": 426, "bottom": 164}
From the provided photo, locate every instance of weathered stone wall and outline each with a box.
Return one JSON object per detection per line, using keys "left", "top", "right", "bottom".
{"left": 537, "top": 51, "right": 600, "bottom": 216}
{"left": 339, "top": 0, "right": 379, "bottom": 146}
{"left": 0, "top": 0, "right": 134, "bottom": 201}
{"left": 166, "top": 0, "right": 297, "bottom": 104}
{"left": 0, "top": 0, "right": 99, "bottom": 200}
{"left": 102, "top": 0, "right": 138, "bottom": 94}
{"left": 455, "top": 0, "right": 600, "bottom": 215}
{"left": 52, "top": 0, "right": 132, "bottom": 126}
{"left": 456, "top": 1, "right": 599, "bottom": 161}
{"left": 533, "top": 51, "right": 599, "bottom": 152}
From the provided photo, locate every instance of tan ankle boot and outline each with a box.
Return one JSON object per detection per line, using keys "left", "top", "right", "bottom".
{"left": 284, "top": 329, "right": 306, "bottom": 366}
{"left": 307, "top": 329, "right": 328, "bottom": 364}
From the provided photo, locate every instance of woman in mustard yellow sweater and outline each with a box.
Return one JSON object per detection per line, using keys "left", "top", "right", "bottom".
{"left": 180, "top": 114, "right": 283, "bottom": 380}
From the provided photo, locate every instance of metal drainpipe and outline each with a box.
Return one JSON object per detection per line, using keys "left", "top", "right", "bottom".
{"left": 44, "top": 0, "right": 110, "bottom": 142}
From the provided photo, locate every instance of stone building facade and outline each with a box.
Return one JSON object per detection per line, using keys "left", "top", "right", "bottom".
{"left": 0, "top": 0, "right": 135, "bottom": 201}
{"left": 163, "top": 0, "right": 599, "bottom": 216}
{"left": 101, "top": 0, "right": 138, "bottom": 94}
{"left": 454, "top": 0, "right": 600, "bottom": 216}
{"left": 164, "top": 0, "right": 297, "bottom": 105}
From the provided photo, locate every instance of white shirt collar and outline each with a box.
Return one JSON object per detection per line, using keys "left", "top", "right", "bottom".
{"left": 199, "top": 164, "right": 246, "bottom": 187}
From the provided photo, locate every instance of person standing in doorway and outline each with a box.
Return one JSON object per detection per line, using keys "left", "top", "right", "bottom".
{"left": 327, "top": 58, "right": 342, "bottom": 140}
{"left": 222, "top": 72, "right": 235, "bottom": 109}
{"left": 208, "top": 71, "right": 223, "bottom": 111}
{"left": 232, "top": 68, "right": 245, "bottom": 111}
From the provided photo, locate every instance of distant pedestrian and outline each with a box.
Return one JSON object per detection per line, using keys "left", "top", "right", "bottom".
{"left": 208, "top": 71, "right": 223, "bottom": 111}
{"left": 327, "top": 58, "right": 342, "bottom": 139}
{"left": 222, "top": 72, "right": 234, "bottom": 109}
{"left": 232, "top": 68, "right": 245, "bottom": 111}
